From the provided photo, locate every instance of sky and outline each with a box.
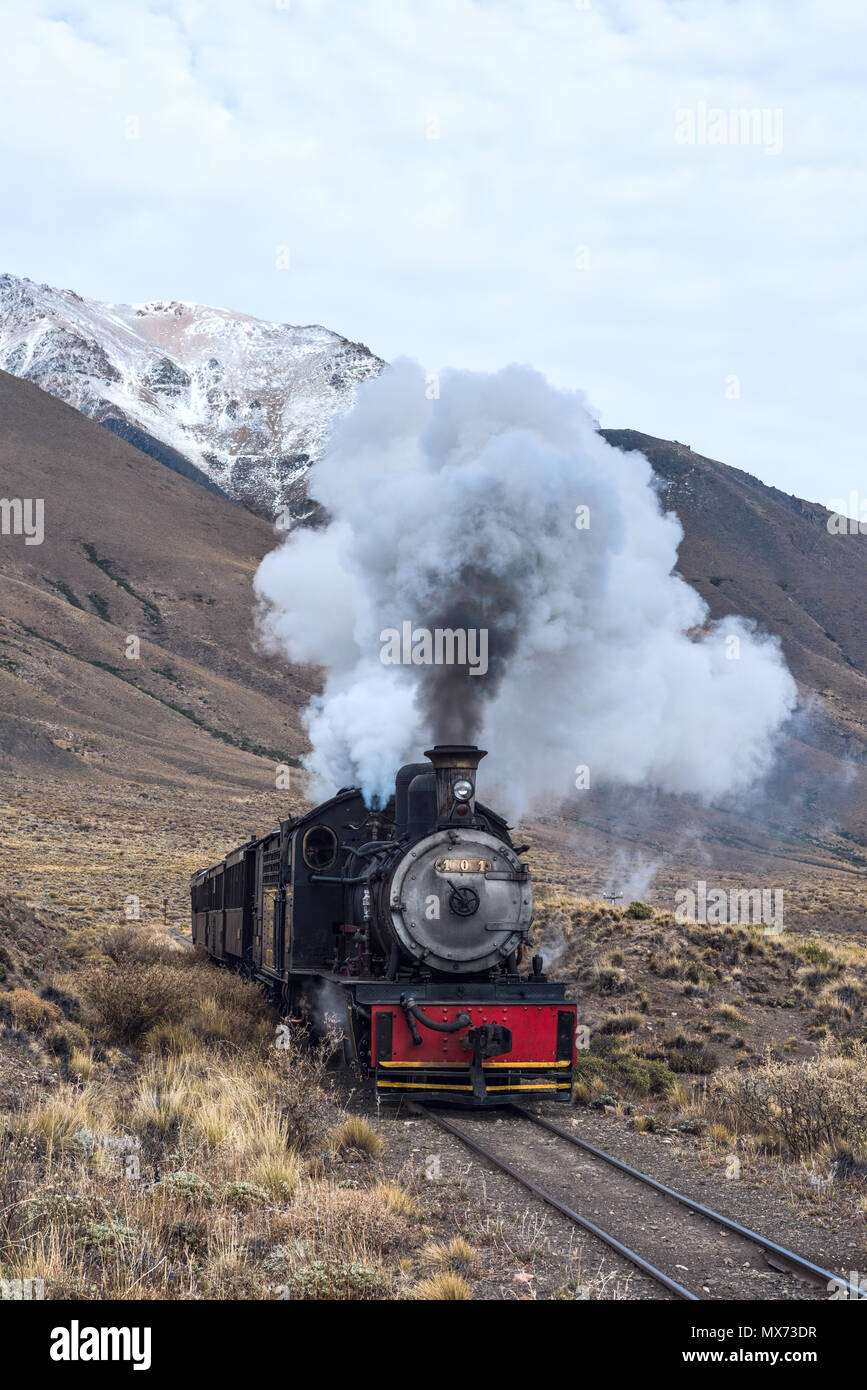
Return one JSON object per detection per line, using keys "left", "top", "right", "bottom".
{"left": 1, "top": 0, "right": 864, "bottom": 510}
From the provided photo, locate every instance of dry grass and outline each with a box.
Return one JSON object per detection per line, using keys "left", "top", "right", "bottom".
{"left": 420, "top": 1235, "right": 480, "bottom": 1274}
{"left": 0, "top": 927, "right": 422, "bottom": 1300}
{"left": 67, "top": 1048, "right": 96, "bottom": 1082}
{"left": 412, "top": 1271, "right": 473, "bottom": 1300}
{"left": 374, "top": 1181, "right": 419, "bottom": 1216}
{"left": 331, "top": 1115, "right": 384, "bottom": 1156}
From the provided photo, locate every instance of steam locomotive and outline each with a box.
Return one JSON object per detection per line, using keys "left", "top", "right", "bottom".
{"left": 191, "top": 745, "right": 577, "bottom": 1105}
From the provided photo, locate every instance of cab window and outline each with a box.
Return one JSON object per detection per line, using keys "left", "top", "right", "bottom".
{"left": 302, "top": 825, "right": 338, "bottom": 870}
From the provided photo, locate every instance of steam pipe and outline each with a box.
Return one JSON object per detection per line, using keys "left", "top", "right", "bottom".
{"left": 308, "top": 872, "right": 372, "bottom": 884}
{"left": 400, "top": 995, "right": 471, "bottom": 1046}
{"left": 387, "top": 943, "right": 400, "bottom": 980}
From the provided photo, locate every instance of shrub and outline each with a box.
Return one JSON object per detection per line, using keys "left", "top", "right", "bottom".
{"left": 627, "top": 901, "right": 654, "bottom": 919}
{"left": 600, "top": 1012, "right": 642, "bottom": 1035}
{"left": 611, "top": 1053, "right": 677, "bottom": 1097}
{"left": 78, "top": 962, "right": 186, "bottom": 1044}
{"left": 150, "top": 1171, "right": 217, "bottom": 1204}
{"left": 6, "top": 988, "right": 62, "bottom": 1032}
{"left": 279, "top": 1259, "right": 387, "bottom": 1300}
{"left": 668, "top": 1043, "right": 717, "bottom": 1075}
{"left": 97, "top": 927, "right": 176, "bottom": 966}
{"left": 709, "top": 1044, "right": 867, "bottom": 1158}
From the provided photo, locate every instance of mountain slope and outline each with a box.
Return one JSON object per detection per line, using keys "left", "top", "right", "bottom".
{"left": 0, "top": 370, "right": 863, "bottom": 938}
{"left": 0, "top": 369, "right": 317, "bottom": 790}
{"left": 0, "top": 274, "right": 384, "bottom": 516}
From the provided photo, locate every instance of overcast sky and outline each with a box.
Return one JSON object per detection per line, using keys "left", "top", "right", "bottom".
{"left": 2, "top": 0, "right": 864, "bottom": 509}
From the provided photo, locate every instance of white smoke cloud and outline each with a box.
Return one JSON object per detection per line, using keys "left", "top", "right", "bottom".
{"left": 254, "top": 360, "right": 799, "bottom": 815}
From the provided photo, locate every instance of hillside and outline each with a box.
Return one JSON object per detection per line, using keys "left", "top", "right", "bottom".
{"left": 0, "top": 369, "right": 315, "bottom": 790}
{"left": 0, "top": 371, "right": 863, "bottom": 941}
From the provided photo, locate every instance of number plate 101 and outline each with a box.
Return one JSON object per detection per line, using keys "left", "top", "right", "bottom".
{"left": 434, "top": 857, "right": 491, "bottom": 874}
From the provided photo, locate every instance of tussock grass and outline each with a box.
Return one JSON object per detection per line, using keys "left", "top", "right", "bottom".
{"left": 331, "top": 1115, "right": 384, "bottom": 1156}
{"left": 413, "top": 1271, "right": 473, "bottom": 1300}
{"left": 9, "top": 1082, "right": 113, "bottom": 1155}
{"left": 374, "top": 1181, "right": 419, "bottom": 1216}
{"left": 420, "top": 1235, "right": 480, "bottom": 1274}
{"left": 713, "top": 1004, "right": 748, "bottom": 1027}
{"left": 67, "top": 1048, "right": 96, "bottom": 1081}
{"left": 599, "top": 1011, "right": 642, "bottom": 1035}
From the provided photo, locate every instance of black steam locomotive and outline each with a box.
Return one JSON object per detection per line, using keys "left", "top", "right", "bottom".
{"left": 191, "top": 745, "right": 576, "bottom": 1104}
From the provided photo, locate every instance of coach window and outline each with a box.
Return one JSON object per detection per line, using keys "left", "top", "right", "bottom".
{"left": 302, "top": 825, "right": 338, "bottom": 870}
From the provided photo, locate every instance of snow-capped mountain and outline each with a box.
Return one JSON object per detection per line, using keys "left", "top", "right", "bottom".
{"left": 0, "top": 273, "right": 385, "bottom": 515}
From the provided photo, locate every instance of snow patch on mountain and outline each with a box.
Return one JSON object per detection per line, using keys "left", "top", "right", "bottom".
{"left": 0, "top": 274, "right": 385, "bottom": 514}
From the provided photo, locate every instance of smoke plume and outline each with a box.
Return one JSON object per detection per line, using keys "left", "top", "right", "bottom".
{"left": 254, "top": 360, "right": 798, "bottom": 814}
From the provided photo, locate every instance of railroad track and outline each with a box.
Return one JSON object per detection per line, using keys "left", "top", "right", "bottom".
{"left": 415, "top": 1102, "right": 861, "bottom": 1301}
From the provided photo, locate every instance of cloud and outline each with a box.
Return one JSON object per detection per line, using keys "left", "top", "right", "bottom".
{"left": 1, "top": 1, "right": 864, "bottom": 507}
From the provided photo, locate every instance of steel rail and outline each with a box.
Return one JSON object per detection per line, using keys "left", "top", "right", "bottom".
{"left": 415, "top": 1104, "right": 698, "bottom": 1300}
{"left": 510, "top": 1105, "right": 860, "bottom": 1299}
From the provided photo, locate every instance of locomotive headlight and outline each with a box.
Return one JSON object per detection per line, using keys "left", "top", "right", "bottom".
{"left": 452, "top": 779, "right": 474, "bottom": 802}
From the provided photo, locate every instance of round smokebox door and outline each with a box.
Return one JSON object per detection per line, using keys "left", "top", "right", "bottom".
{"left": 388, "top": 830, "right": 532, "bottom": 974}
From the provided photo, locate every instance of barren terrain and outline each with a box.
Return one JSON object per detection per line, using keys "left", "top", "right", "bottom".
{"left": 0, "top": 370, "right": 864, "bottom": 1299}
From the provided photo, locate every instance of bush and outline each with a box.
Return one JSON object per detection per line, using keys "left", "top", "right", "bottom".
{"left": 278, "top": 1259, "right": 387, "bottom": 1300}
{"left": 78, "top": 962, "right": 186, "bottom": 1044}
{"left": 96, "top": 927, "right": 177, "bottom": 966}
{"left": 610, "top": 1053, "right": 677, "bottom": 1097}
{"left": 600, "top": 1012, "right": 642, "bottom": 1035}
{"left": 583, "top": 1037, "right": 677, "bottom": 1098}
{"left": 667, "top": 1042, "right": 717, "bottom": 1075}
{"left": 709, "top": 1043, "right": 867, "bottom": 1158}
{"left": 6, "top": 987, "right": 62, "bottom": 1032}
{"left": 627, "top": 901, "right": 654, "bottom": 919}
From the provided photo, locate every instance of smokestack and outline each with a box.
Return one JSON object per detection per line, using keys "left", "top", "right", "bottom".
{"left": 425, "top": 744, "right": 487, "bottom": 821}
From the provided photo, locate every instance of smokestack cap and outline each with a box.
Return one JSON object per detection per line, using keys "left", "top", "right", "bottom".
{"left": 424, "top": 745, "right": 487, "bottom": 770}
